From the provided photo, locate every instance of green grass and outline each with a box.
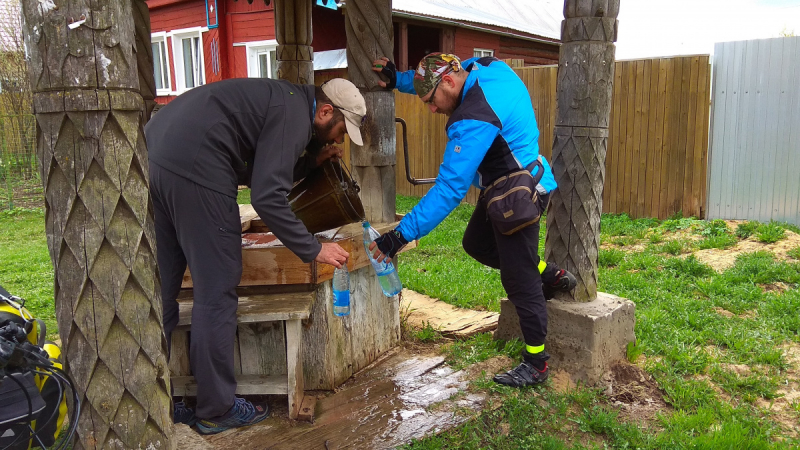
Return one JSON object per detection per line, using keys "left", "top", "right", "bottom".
{"left": 0, "top": 208, "right": 56, "bottom": 337}
{"left": 392, "top": 203, "right": 800, "bottom": 449}
{"left": 5, "top": 197, "right": 800, "bottom": 448}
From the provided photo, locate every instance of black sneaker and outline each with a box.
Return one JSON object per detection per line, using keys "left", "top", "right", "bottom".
{"left": 542, "top": 268, "right": 577, "bottom": 300}
{"left": 196, "top": 398, "right": 270, "bottom": 435}
{"left": 493, "top": 360, "right": 549, "bottom": 387}
{"left": 173, "top": 401, "right": 197, "bottom": 427}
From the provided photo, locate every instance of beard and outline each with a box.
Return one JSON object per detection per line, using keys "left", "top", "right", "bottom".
{"left": 311, "top": 116, "right": 341, "bottom": 147}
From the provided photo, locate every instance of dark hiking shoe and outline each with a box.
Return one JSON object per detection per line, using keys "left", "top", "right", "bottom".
{"left": 196, "top": 398, "right": 270, "bottom": 435}
{"left": 173, "top": 401, "right": 197, "bottom": 427}
{"left": 542, "top": 268, "right": 577, "bottom": 300}
{"left": 493, "top": 361, "right": 549, "bottom": 387}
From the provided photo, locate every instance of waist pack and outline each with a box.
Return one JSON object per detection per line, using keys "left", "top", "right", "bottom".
{"left": 483, "top": 157, "right": 548, "bottom": 235}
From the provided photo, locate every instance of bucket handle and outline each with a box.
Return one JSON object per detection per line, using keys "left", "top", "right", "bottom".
{"left": 331, "top": 158, "right": 365, "bottom": 221}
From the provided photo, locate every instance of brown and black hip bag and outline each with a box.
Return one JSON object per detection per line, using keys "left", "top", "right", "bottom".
{"left": 482, "top": 157, "right": 549, "bottom": 235}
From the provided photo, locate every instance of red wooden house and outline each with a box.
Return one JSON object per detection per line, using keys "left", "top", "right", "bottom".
{"left": 146, "top": 0, "right": 562, "bottom": 103}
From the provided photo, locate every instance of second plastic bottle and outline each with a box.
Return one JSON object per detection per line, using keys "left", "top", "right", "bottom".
{"left": 362, "top": 221, "right": 403, "bottom": 297}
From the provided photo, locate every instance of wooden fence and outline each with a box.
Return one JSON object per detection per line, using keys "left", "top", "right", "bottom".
{"left": 364, "top": 55, "right": 711, "bottom": 219}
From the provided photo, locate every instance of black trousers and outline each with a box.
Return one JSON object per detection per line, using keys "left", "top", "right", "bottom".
{"left": 150, "top": 162, "right": 242, "bottom": 419}
{"left": 462, "top": 196, "right": 547, "bottom": 347}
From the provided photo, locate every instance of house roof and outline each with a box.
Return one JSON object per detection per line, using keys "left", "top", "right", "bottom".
{"left": 391, "top": 0, "right": 562, "bottom": 42}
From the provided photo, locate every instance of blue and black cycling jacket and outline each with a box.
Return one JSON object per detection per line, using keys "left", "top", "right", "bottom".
{"left": 394, "top": 57, "right": 558, "bottom": 242}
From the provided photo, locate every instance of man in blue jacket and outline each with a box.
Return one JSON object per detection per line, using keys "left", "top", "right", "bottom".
{"left": 369, "top": 54, "right": 575, "bottom": 387}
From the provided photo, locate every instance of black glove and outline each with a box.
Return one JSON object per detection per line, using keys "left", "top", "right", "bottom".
{"left": 378, "top": 60, "right": 397, "bottom": 90}
{"left": 374, "top": 229, "right": 408, "bottom": 259}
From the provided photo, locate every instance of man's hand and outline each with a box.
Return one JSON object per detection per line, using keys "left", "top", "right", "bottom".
{"left": 315, "top": 243, "right": 349, "bottom": 269}
{"left": 371, "top": 57, "right": 397, "bottom": 90}
{"left": 368, "top": 229, "right": 408, "bottom": 263}
{"left": 315, "top": 145, "right": 343, "bottom": 167}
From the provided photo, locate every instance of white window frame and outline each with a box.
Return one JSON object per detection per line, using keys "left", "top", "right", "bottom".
{"left": 239, "top": 40, "right": 278, "bottom": 79}
{"left": 473, "top": 48, "right": 495, "bottom": 58}
{"left": 151, "top": 32, "right": 171, "bottom": 95}
{"left": 170, "top": 27, "right": 208, "bottom": 94}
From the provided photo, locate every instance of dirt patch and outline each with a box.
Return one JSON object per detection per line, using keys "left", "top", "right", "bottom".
{"left": 759, "top": 282, "right": 792, "bottom": 294}
{"left": 551, "top": 369, "right": 577, "bottom": 393}
{"left": 719, "top": 363, "right": 751, "bottom": 376}
{"left": 713, "top": 307, "right": 735, "bottom": 318}
{"left": 606, "top": 362, "right": 670, "bottom": 428}
{"left": 694, "top": 230, "right": 800, "bottom": 272}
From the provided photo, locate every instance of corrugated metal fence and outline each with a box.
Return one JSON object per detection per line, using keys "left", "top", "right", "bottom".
{"left": 388, "top": 55, "right": 711, "bottom": 219}
{"left": 707, "top": 36, "right": 800, "bottom": 225}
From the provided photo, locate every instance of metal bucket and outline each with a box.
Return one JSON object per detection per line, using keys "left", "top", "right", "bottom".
{"left": 288, "top": 159, "right": 365, "bottom": 234}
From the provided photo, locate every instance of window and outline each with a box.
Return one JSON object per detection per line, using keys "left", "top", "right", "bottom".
{"left": 473, "top": 48, "right": 494, "bottom": 58}
{"left": 151, "top": 33, "right": 171, "bottom": 94}
{"left": 245, "top": 41, "right": 278, "bottom": 79}
{"left": 172, "top": 29, "right": 206, "bottom": 92}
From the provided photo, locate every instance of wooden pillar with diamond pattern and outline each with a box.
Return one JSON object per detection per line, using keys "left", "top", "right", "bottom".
{"left": 545, "top": 0, "right": 620, "bottom": 302}
{"left": 274, "top": 0, "right": 314, "bottom": 84}
{"left": 20, "top": 0, "right": 174, "bottom": 447}
{"left": 345, "top": 0, "right": 396, "bottom": 223}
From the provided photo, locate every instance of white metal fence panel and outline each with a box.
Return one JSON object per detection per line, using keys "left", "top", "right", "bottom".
{"left": 707, "top": 36, "right": 800, "bottom": 225}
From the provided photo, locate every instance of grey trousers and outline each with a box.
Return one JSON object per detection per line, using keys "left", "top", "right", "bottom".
{"left": 150, "top": 162, "right": 242, "bottom": 419}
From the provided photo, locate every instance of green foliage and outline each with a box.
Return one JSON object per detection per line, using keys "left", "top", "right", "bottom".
{"left": 600, "top": 213, "right": 660, "bottom": 237}
{"left": 659, "top": 239, "right": 691, "bottom": 255}
{"left": 756, "top": 221, "right": 787, "bottom": 244}
{"left": 598, "top": 249, "right": 625, "bottom": 268}
{"left": 661, "top": 217, "right": 698, "bottom": 232}
{"left": 442, "top": 333, "right": 523, "bottom": 371}
{"left": 788, "top": 246, "right": 800, "bottom": 260}
{"left": 412, "top": 321, "right": 442, "bottom": 343}
{"left": 698, "top": 219, "right": 731, "bottom": 237}
{"left": 698, "top": 233, "right": 739, "bottom": 250}
{"left": 237, "top": 188, "right": 251, "bottom": 204}
{"left": 736, "top": 221, "right": 760, "bottom": 239}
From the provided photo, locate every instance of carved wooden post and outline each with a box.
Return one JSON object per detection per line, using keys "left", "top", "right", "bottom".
{"left": 345, "top": 0, "right": 395, "bottom": 223}
{"left": 20, "top": 0, "right": 174, "bottom": 447}
{"left": 274, "top": 0, "right": 314, "bottom": 84}
{"left": 545, "top": 0, "right": 619, "bottom": 302}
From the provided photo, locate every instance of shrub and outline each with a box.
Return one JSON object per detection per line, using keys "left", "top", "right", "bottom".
{"left": 735, "top": 221, "right": 759, "bottom": 239}
{"left": 756, "top": 222, "right": 786, "bottom": 244}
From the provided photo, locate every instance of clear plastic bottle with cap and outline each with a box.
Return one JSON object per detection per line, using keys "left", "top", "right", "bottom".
{"left": 332, "top": 265, "right": 350, "bottom": 316}
{"left": 362, "top": 221, "right": 403, "bottom": 297}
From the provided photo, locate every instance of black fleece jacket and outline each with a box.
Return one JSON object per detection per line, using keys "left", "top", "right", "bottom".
{"left": 145, "top": 78, "right": 322, "bottom": 262}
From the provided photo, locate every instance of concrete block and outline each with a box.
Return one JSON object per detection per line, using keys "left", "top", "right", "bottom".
{"left": 494, "top": 292, "right": 635, "bottom": 384}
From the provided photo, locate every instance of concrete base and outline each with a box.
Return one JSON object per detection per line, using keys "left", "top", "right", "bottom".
{"left": 494, "top": 292, "right": 635, "bottom": 385}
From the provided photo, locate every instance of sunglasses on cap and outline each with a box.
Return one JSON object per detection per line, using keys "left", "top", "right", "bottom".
{"left": 333, "top": 105, "right": 367, "bottom": 126}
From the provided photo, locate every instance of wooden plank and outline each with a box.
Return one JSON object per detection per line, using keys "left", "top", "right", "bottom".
{"left": 683, "top": 56, "right": 700, "bottom": 217}
{"left": 177, "top": 292, "right": 313, "bottom": 326}
{"left": 607, "top": 60, "right": 623, "bottom": 214}
{"left": 168, "top": 329, "right": 191, "bottom": 377}
{"left": 171, "top": 374, "right": 287, "bottom": 396}
{"left": 636, "top": 59, "right": 651, "bottom": 218}
{"left": 623, "top": 60, "right": 636, "bottom": 216}
{"left": 286, "top": 319, "right": 304, "bottom": 419}
{"left": 651, "top": 58, "right": 667, "bottom": 218}
{"left": 237, "top": 322, "right": 287, "bottom": 376}
{"left": 630, "top": 59, "right": 644, "bottom": 218}
{"left": 297, "top": 395, "right": 317, "bottom": 423}
{"left": 693, "top": 56, "right": 710, "bottom": 218}
{"left": 660, "top": 58, "right": 675, "bottom": 219}
{"left": 644, "top": 58, "right": 659, "bottom": 218}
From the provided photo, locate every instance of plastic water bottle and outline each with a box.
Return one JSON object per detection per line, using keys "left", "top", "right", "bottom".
{"left": 332, "top": 265, "right": 350, "bottom": 316}
{"left": 362, "top": 221, "right": 403, "bottom": 297}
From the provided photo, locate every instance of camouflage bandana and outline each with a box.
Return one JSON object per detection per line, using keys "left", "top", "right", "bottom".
{"left": 413, "top": 53, "right": 462, "bottom": 98}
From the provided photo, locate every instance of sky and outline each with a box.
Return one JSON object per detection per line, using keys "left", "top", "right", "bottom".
{"left": 614, "top": 0, "right": 800, "bottom": 59}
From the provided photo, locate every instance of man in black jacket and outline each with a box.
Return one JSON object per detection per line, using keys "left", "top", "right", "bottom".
{"left": 145, "top": 78, "right": 365, "bottom": 434}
